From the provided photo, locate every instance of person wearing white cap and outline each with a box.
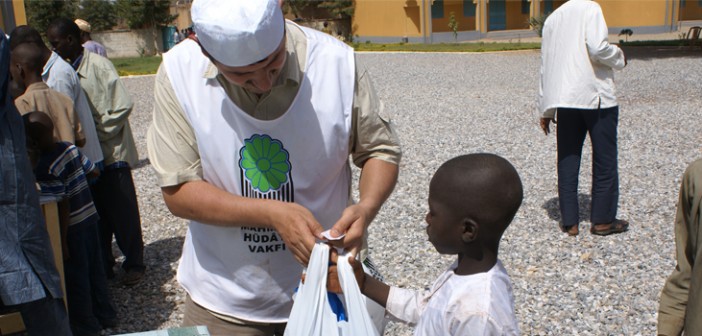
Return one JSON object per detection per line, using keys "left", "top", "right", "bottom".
{"left": 74, "top": 19, "right": 107, "bottom": 57}
{"left": 147, "top": 0, "right": 401, "bottom": 333}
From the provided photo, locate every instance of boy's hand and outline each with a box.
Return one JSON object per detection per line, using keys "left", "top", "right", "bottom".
{"left": 326, "top": 248, "right": 366, "bottom": 294}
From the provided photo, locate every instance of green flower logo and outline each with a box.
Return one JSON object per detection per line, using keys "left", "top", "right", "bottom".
{"left": 239, "top": 134, "right": 291, "bottom": 193}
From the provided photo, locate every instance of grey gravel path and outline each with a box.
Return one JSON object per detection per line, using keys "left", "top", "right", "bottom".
{"left": 106, "top": 48, "right": 702, "bottom": 335}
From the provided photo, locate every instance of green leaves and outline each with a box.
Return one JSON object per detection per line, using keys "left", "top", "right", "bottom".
{"left": 114, "top": 0, "right": 177, "bottom": 29}
{"left": 78, "top": 0, "right": 117, "bottom": 32}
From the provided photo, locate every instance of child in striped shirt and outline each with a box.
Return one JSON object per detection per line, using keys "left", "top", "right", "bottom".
{"left": 24, "top": 111, "right": 117, "bottom": 336}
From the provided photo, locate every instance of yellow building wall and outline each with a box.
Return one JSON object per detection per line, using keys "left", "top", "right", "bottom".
{"left": 352, "top": 0, "right": 682, "bottom": 39}
{"left": 599, "top": 1, "right": 669, "bottom": 27}
{"left": 353, "top": 0, "right": 423, "bottom": 37}
{"left": 680, "top": 1, "right": 702, "bottom": 20}
{"left": 506, "top": 0, "right": 529, "bottom": 29}
{"left": 0, "top": 0, "right": 26, "bottom": 31}
{"left": 432, "top": 0, "right": 477, "bottom": 32}
{"left": 12, "top": 0, "right": 26, "bottom": 26}
{"left": 539, "top": 0, "right": 566, "bottom": 15}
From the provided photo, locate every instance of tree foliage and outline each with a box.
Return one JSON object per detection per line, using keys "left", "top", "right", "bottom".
{"left": 114, "top": 0, "right": 177, "bottom": 29}
{"left": 283, "top": 0, "right": 316, "bottom": 18}
{"left": 448, "top": 11, "right": 458, "bottom": 42}
{"left": 78, "top": 0, "right": 117, "bottom": 32}
{"left": 26, "top": 0, "right": 78, "bottom": 35}
{"left": 283, "top": 1, "right": 354, "bottom": 20}
{"left": 319, "top": 1, "right": 354, "bottom": 19}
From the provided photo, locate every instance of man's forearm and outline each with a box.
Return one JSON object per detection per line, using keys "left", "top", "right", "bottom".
{"left": 357, "top": 158, "right": 399, "bottom": 222}
{"left": 162, "top": 180, "right": 324, "bottom": 264}
{"left": 161, "top": 180, "right": 277, "bottom": 228}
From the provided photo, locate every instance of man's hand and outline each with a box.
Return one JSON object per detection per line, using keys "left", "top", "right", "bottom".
{"left": 325, "top": 203, "right": 374, "bottom": 257}
{"left": 269, "top": 202, "right": 325, "bottom": 265}
{"left": 540, "top": 117, "right": 556, "bottom": 135}
{"left": 162, "top": 181, "right": 326, "bottom": 266}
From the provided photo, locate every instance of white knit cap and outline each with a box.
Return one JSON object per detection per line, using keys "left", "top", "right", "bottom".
{"left": 75, "top": 19, "right": 91, "bottom": 33}
{"left": 191, "top": 0, "right": 284, "bottom": 67}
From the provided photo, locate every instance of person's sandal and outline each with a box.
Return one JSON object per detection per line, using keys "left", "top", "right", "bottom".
{"left": 590, "top": 219, "right": 629, "bottom": 236}
{"left": 560, "top": 223, "right": 579, "bottom": 236}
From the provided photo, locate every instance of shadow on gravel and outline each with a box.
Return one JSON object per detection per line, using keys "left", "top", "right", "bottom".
{"left": 621, "top": 46, "right": 702, "bottom": 61}
{"left": 106, "top": 236, "right": 184, "bottom": 334}
{"left": 542, "top": 194, "right": 593, "bottom": 224}
{"left": 132, "top": 157, "right": 151, "bottom": 170}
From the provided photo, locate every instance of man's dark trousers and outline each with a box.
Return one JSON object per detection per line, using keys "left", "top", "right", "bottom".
{"left": 556, "top": 106, "right": 619, "bottom": 227}
{"left": 91, "top": 165, "right": 145, "bottom": 275}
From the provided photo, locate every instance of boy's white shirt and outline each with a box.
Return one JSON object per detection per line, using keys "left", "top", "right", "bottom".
{"left": 386, "top": 260, "right": 520, "bottom": 335}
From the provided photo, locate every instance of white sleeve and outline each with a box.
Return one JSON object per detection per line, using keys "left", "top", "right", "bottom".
{"left": 385, "top": 286, "right": 429, "bottom": 325}
{"left": 585, "top": 5, "right": 625, "bottom": 70}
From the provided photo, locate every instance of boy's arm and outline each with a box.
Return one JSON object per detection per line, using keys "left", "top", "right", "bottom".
{"left": 328, "top": 255, "right": 422, "bottom": 324}
{"left": 328, "top": 253, "right": 391, "bottom": 306}
{"left": 353, "top": 268, "right": 390, "bottom": 308}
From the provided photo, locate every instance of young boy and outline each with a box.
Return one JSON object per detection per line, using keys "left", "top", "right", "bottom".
{"left": 24, "top": 111, "right": 117, "bottom": 336}
{"left": 10, "top": 42, "right": 85, "bottom": 147}
{"left": 333, "top": 153, "right": 522, "bottom": 335}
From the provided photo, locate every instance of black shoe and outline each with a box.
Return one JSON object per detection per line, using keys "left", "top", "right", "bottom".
{"left": 121, "top": 269, "right": 144, "bottom": 286}
{"left": 100, "top": 317, "right": 118, "bottom": 329}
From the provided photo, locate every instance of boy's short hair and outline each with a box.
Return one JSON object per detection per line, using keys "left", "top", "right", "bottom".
{"left": 8, "top": 25, "right": 44, "bottom": 50}
{"left": 23, "top": 111, "right": 54, "bottom": 139}
{"left": 11, "top": 42, "right": 44, "bottom": 74}
{"left": 431, "top": 153, "right": 523, "bottom": 236}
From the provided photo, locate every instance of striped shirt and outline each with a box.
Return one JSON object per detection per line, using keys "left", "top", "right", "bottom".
{"left": 34, "top": 142, "right": 98, "bottom": 226}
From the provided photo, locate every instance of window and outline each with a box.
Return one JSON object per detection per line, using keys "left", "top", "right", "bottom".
{"left": 463, "top": 0, "right": 476, "bottom": 16}
{"left": 432, "top": 0, "right": 444, "bottom": 19}
{"left": 543, "top": 0, "right": 553, "bottom": 14}
{"left": 522, "top": 0, "right": 530, "bottom": 14}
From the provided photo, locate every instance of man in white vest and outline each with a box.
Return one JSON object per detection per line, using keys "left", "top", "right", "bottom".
{"left": 146, "top": 0, "right": 401, "bottom": 334}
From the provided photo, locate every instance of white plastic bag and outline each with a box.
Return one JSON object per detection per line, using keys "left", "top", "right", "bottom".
{"left": 285, "top": 243, "right": 380, "bottom": 336}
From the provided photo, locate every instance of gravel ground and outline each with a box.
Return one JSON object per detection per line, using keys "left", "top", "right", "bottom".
{"left": 104, "top": 48, "right": 702, "bottom": 335}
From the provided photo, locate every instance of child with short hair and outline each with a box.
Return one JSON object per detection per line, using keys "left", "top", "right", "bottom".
{"left": 333, "top": 153, "right": 523, "bottom": 335}
{"left": 23, "top": 111, "right": 117, "bottom": 336}
{"left": 11, "top": 42, "right": 85, "bottom": 147}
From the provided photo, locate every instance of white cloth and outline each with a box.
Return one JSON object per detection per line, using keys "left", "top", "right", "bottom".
{"left": 42, "top": 51, "right": 103, "bottom": 165}
{"left": 191, "top": 0, "right": 285, "bottom": 67}
{"left": 386, "top": 261, "right": 520, "bottom": 336}
{"left": 162, "top": 25, "right": 355, "bottom": 323}
{"left": 538, "top": 0, "right": 626, "bottom": 119}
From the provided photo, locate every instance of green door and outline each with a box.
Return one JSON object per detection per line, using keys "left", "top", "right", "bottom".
{"left": 489, "top": 0, "right": 506, "bottom": 31}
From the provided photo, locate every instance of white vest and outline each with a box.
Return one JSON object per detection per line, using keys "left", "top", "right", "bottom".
{"left": 163, "top": 25, "right": 355, "bottom": 322}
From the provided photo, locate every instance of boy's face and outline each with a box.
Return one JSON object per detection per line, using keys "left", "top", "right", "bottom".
{"left": 425, "top": 190, "right": 465, "bottom": 255}
{"left": 8, "top": 56, "right": 25, "bottom": 97}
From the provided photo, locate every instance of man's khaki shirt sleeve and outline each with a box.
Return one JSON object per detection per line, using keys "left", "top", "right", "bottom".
{"left": 658, "top": 159, "right": 702, "bottom": 336}
{"left": 350, "top": 57, "right": 402, "bottom": 168}
{"left": 147, "top": 64, "right": 202, "bottom": 187}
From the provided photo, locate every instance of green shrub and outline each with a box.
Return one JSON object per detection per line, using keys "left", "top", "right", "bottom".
{"left": 528, "top": 14, "right": 550, "bottom": 37}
